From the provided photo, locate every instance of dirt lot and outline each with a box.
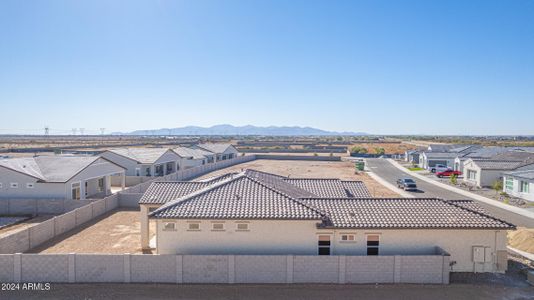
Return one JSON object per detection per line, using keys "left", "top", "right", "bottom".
{"left": 509, "top": 228, "right": 534, "bottom": 254}
{"left": 198, "top": 159, "right": 400, "bottom": 197}
{"left": 350, "top": 142, "right": 416, "bottom": 155}
{"left": 29, "top": 209, "right": 156, "bottom": 254}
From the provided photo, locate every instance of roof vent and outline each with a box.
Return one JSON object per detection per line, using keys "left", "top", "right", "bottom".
{"left": 235, "top": 194, "right": 241, "bottom": 200}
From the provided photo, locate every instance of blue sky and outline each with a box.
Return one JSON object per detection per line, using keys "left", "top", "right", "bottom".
{"left": 1, "top": 0, "right": 533, "bottom": 135}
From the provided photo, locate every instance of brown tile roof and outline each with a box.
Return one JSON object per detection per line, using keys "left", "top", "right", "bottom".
{"left": 285, "top": 178, "right": 371, "bottom": 198}
{"left": 139, "top": 182, "right": 210, "bottom": 204}
{"left": 301, "top": 198, "right": 514, "bottom": 230}
{"left": 150, "top": 174, "right": 324, "bottom": 220}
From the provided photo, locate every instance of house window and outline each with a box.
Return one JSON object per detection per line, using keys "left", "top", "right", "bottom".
{"left": 135, "top": 168, "right": 141, "bottom": 176}
{"left": 520, "top": 181, "right": 530, "bottom": 193}
{"left": 188, "top": 223, "right": 200, "bottom": 231}
{"left": 212, "top": 223, "right": 225, "bottom": 231}
{"left": 71, "top": 182, "right": 81, "bottom": 200}
{"left": 98, "top": 178, "right": 105, "bottom": 192}
{"left": 467, "top": 170, "right": 477, "bottom": 180}
{"left": 236, "top": 223, "right": 249, "bottom": 231}
{"left": 26, "top": 183, "right": 35, "bottom": 189}
{"left": 163, "top": 222, "right": 176, "bottom": 231}
{"left": 367, "top": 235, "right": 380, "bottom": 255}
{"left": 505, "top": 178, "right": 514, "bottom": 192}
{"left": 10, "top": 183, "right": 18, "bottom": 188}
{"left": 318, "top": 235, "right": 331, "bottom": 255}
{"left": 340, "top": 234, "right": 355, "bottom": 242}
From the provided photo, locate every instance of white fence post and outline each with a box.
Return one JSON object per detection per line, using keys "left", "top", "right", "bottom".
{"left": 286, "top": 255, "right": 294, "bottom": 283}
{"left": 13, "top": 253, "right": 21, "bottom": 283}
{"left": 176, "top": 255, "right": 183, "bottom": 284}
{"left": 68, "top": 253, "right": 76, "bottom": 283}
{"left": 338, "top": 256, "right": 346, "bottom": 284}
{"left": 394, "top": 255, "right": 402, "bottom": 283}
{"left": 228, "top": 255, "right": 235, "bottom": 284}
{"left": 124, "top": 254, "right": 131, "bottom": 283}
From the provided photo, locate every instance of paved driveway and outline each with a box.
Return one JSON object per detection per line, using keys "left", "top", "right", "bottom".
{"left": 365, "top": 158, "right": 534, "bottom": 227}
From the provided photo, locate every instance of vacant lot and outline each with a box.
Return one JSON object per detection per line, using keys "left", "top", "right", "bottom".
{"left": 29, "top": 209, "right": 156, "bottom": 254}
{"left": 350, "top": 142, "right": 416, "bottom": 155}
{"left": 199, "top": 159, "right": 400, "bottom": 197}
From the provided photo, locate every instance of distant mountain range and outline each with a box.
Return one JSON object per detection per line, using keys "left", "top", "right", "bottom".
{"left": 113, "top": 125, "right": 368, "bottom": 136}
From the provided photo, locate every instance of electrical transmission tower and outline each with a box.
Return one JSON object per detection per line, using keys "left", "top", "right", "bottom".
{"left": 79, "top": 128, "right": 85, "bottom": 135}
{"left": 44, "top": 126, "right": 49, "bottom": 137}
{"left": 72, "top": 128, "right": 78, "bottom": 135}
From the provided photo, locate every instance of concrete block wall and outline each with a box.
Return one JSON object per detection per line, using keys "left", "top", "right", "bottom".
{"left": 118, "top": 193, "right": 144, "bottom": 208}
{"left": 0, "top": 230, "right": 30, "bottom": 254}
{"left": 0, "top": 198, "right": 91, "bottom": 215}
{"left": 28, "top": 218, "right": 55, "bottom": 249}
{"left": 0, "top": 254, "right": 450, "bottom": 284}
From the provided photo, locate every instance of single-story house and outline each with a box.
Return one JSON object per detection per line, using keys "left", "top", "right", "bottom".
{"left": 419, "top": 152, "right": 459, "bottom": 170}
{"left": 193, "top": 143, "right": 240, "bottom": 162}
{"left": 503, "top": 170, "right": 534, "bottom": 202}
{"left": 171, "top": 147, "right": 213, "bottom": 169}
{"left": 138, "top": 169, "right": 371, "bottom": 249}
{"left": 453, "top": 147, "right": 510, "bottom": 172}
{"left": 101, "top": 148, "right": 183, "bottom": 177}
{"left": 462, "top": 159, "right": 534, "bottom": 188}
{"left": 0, "top": 155, "right": 125, "bottom": 200}
{"left": 142, "top": 170, "right": 513, "bottom": 273}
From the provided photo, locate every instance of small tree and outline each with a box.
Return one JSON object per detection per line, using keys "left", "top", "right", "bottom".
{"left": 329, "top": 152, "right": 334, "bottom": 157}
{"left": 313, "top": 153, "right": 318, "bottom": 156}
{"left": 351, "top": 146, "right": 368, "bottom": 154}
{"left": 492, "top": 180, "right": 503, "bottom": 195}
{"left": 450, "top": 173, "right": 457, "bottom": 185}
{"left": 374, "top": 147, "right": 385, "bottom": 155}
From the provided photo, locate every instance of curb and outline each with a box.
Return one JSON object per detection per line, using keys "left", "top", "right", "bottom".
{"left": 387, "top": 159, "right": 534, "bottom": 220}
{"left": 364, "top": 162, "right": 414, "bottom": 198}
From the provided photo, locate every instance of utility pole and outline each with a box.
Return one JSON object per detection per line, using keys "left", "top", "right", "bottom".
{"left": 100, "top": 128, "right": 106, "bottom": 145}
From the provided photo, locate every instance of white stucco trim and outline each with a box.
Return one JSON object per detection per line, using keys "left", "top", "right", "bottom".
{"left": 387, "top": 159, "right": 534, "bottom": 219}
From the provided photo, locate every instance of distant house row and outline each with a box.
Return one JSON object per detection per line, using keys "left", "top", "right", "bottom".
{"left": 100, "top": 143, "right": 239, "bottom": 177}
{"left": 405, "top": 144, "right": 534, "bottom": 200}
{"left": 0, "top": 144, "right": 239, "bottom": 200}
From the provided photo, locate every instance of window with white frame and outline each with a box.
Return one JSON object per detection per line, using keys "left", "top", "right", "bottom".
{"left": 520, "top": 181, "right": 530, "bottom": 193}
{"left": 163, "top": 222, "right": 176, "bottom": 231}
{"left": 188, "top": 223, "right": 200, "bottom": 230}
{"left": 236, "top": 223, "right": 249, "bottom": 231}
{"left": 212, "top": 223, "right": 225, "bottom": 231}
{"left": 467, "top": 170, "right": 477, "bottom": 181}
{"left": 340, "top": 234, "right": 356, "bottom": 242}
{"left": 26, "top": 183, "right": 35, "bottom": 189}
{"left": 505, "top": 177, "right": 514, "bottom": 192}
{"left": 10, "top": 183, "right": 18, "bottom": 188}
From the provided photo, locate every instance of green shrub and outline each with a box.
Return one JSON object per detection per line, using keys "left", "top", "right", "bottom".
{"left": 450, "top": 174, "right": 458, "bottom": 185}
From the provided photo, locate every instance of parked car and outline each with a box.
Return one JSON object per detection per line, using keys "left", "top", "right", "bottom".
{"left": 429, "top": 164, "right": 448, "bottom": 173}
{"left": 396, "top": 178, "right": 417, "bottom": 191}
{"left": 436, "top": 169, "right": 462, "bottom": 178}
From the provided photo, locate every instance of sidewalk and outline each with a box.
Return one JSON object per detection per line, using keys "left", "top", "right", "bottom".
{"left": 387, "top": 159, "right": 534, "bottom": 220}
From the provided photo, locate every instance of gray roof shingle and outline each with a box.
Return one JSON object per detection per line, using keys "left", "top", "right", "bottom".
{"left": 284, "top": 179, "right": 371, "bottom": 198}
{"left": 196, "top": 143, "right": 235, "bottom": 154}
{"left": 0, "top": 156, "right": 116, "bottom": 183}
{"left": 472, "top": 160, "right": 533, "bottom": 170}
{"left": 301, "top": 198, "right": 514, "bottom": 229}
{"left": 107, "top": 148, "right": 171, "bottom": 164}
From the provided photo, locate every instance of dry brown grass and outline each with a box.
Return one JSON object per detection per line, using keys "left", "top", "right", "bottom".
{"left": 198, "top": 159, "right": 400, "bottom": 197}
{"left": 350, "top": 142, "right": 416, "bottom": 155}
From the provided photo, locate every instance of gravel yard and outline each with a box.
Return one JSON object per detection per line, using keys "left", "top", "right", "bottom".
{"left": 198, "top": 159, "right": 400, "bottom": 197}
{"left": 28, "top": 209, "right": 156, "bottom": 254}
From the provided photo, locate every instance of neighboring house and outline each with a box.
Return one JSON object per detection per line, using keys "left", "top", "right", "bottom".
{"left": 138, "top": 169, "right": 371, "bottom": 250}
{"left": 503, "top": 170, "right": 534, "bottom": 202}
{"left": 0, "top": 155, "right": 125, "bottom": 200}
{"left": 144, "top": 170, "right": 513, "bottom": 273}
{"left": 171, "top": 147, "right": 213, "bottom": 169}
{"left": 453, "top": 147, "right": 510, "bottom": 172}
{"left": 462, "top": 158, "right": 534, "bottom": 188}
{"left": 101, "top": 148, "right": 183, "bottom": 177}
{"left": 419, "top": 152, "right": 458, "bottom": 169}
{"left": 193, "top": 143, "right": 240, "bottom": 162}
{"left": 418, "top": 145, "right": 480, "bottom": 169}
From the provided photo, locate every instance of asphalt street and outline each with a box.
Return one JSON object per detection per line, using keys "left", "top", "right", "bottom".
{"left": 365, "top": 158, "right": 534, "bottom": 228}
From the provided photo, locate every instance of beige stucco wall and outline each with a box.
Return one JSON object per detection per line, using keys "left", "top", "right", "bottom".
{"left": 156, "top": 219, "right": 507, "bottom": 273}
